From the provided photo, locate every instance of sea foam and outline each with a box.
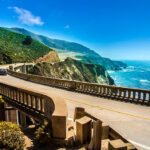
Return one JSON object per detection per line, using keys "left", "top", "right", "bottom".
{"left": 140, "top": 79, "right": 150, "bottom": 83}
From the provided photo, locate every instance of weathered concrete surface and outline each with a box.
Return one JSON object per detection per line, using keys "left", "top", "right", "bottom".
{"left": 108, "top": 139, "right": 127, "bottom": 150}
{"left": 76, "top": 116, "right": 92, "bottom": 144}
{"left": 102, "top": 123, "right": 109, "bottom": 140}
{"left": 0, "top": 75, "right": 150, "bottom": 149}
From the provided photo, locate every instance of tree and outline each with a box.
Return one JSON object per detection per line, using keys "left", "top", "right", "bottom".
{"left": 22, "top": 36, "right": 32, "bottom": 45}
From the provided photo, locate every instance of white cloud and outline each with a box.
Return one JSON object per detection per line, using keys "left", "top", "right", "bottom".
{"left": 64, "top": 25, "right": 70, "bottom": 29}
{"left": 8, "top": 7, "right": 44, "bottom": 26}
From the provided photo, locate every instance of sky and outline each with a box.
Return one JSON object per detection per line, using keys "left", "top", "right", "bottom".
{"left": 0, "top": 0, "right": 150, "bottom": 60}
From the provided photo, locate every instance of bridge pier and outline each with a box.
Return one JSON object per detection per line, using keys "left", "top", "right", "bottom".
{"left": 9, "top": 65, "right": 14, "bottom": 71}
{"left": 20, "top": 112, "right": 27, "bottom": 127}
{"left": 0, "top": 102, "right": 18, "bottom": 123}
{"left": 0, "top": 102, "right": 5, "bottom": 121}
{"left": 22, "top": 65, "right": 26, "bottom": 74}
{"left": 5, "top": 104, "right": 18, "bottom": 124}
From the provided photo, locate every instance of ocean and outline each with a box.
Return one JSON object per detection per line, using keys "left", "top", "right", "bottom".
{"left": 108, "top": 61, "right": 150, "bottom": 90}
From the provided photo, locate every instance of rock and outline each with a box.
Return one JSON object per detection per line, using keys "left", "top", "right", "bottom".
{"left": 28, "top": 57, "right": 115, "bottom": 85}
{"left": 36, "top": 51, "right": 60, "bottom": 63}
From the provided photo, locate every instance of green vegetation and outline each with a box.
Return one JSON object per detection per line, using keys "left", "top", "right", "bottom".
{"left": 0, "top": 95, "right": 4, "bottom": 103}
{"left": 35, "top": 121, "right": 51, "bottom": 144}
{"left": 0, "top": 121, "right": 25, "bottom": 150}
{"left": 0, "top": 27, "right": 53, "bottom": 64}
{"left": 22, "top": 36, "right": 32, "bottom": 45}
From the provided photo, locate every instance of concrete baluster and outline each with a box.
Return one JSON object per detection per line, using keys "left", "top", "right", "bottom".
{"left": 115, "top": 88, "right": 118, "bottom": 98}
{"left": 148, "top": 92, "right": 150, "bottom": 105}
{"left": 92, "top": 120, "right": 102, "bottom": 150}
{"left": 24, "top": 93, "right": 27, "bottom": 105}
{"left": 99, "top": 86, "right": 102, "bottom": 95}
{"left": 119, "top": 89, "right": 122, "bottom": 98}
{"left": 36, "top": 97, "right": 40, "bottom": 110}
{"left": 132, "top": 90, "right": 135, "bottom": 102}
{"left": 40, "top": 98, "right": 45, "bottom": 112}
{"left": 28, "top": 94, "right": 31, "bottom": 106}
{"left": 34, "top": 96, "right": 37, "bottom": 109}
{"left": 103, "top": 87, "right": 106, "bottom": 96}
{"left": 76, "top": 116, "right": 92, "bottom": 144}
{"left": 123, "top": 90, "right": 126, "bottom": 99}
{"left": 142, "top": 92, "right": 146, "bottom": 104}
{"left": 74, "top": 107, "right": 85, "bottom": 121}
{"left": 22, "top": 65, "right": 26, "bottom": 74}
{"left": 31, "top": 96, "right": 35, "bottom": 108}
{"left": 138, "top": 91, "right": 141, "bottom": 101}
{"left": 128, "top": 90, "right": 131, "bottom": 100}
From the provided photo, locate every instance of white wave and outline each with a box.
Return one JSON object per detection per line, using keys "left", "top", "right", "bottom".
{"left": 121, "top": 69, "right": 134, "bottom": 72}
{"left": 128, "top": 66, "right": 135, "bottom": 69}
{"left": 140, "top": 70, "right": 145, "bottom": 72}
{"left": 108, "top": 71, "right": 115, "bottom": 73}
{"left": 140, "top": 79, "right": 150, "bottom": 83}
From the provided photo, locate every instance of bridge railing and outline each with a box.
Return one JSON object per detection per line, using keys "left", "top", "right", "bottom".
{"left": 7, "top": 68, "right": 150, "bottom": 105}
{"left": 0, "top": 82, "right": 54, "bottom": 120}
{"left": 0, "top": 80, "right": 68, "bottom": 139}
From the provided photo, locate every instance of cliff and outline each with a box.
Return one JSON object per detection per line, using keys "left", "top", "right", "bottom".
{"left": 36, "top": 51, "right": 60, "bottom": 63}
{"left": 28, "top": 57, "right": 115, "bottom": 85}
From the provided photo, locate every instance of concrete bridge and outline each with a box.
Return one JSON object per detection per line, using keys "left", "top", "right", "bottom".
{"left": 0, "top": 64, "right": 150, "bottom": 149}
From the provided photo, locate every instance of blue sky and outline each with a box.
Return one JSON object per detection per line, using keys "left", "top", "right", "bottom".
{"left": 0, "top": 0, "right": 150, "bottom": 60}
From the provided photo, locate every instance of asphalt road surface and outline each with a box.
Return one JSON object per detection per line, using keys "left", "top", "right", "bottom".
{"left": 0, "top": 74, "right": 150, "bottom": 150}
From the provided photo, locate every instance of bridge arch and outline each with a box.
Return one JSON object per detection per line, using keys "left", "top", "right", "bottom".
{"left": 0, "top": 80, "right": 68, "bottom": 139}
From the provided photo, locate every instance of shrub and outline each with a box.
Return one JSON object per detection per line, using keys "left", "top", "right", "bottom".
{"left": 22, "top": 36, "right": 32, "bottom": 45}
{"left": 35, "top": 120, "right": 51, "bottom": 144}
{"left": 0, "top": 122, "right": 25, "bottom": 150}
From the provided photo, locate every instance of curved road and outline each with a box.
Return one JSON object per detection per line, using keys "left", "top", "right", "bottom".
{"left": 0, "top": 74, "right": 150, "bottom": 150}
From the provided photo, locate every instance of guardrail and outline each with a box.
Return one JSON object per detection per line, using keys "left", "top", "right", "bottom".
{"left": 74, "top": 107, "right": 137, "bottom": 149}
{"left": 0, "top": 81, "right": 68, "bottom": 139}
{"left": 7, "top": 68, "right": 150, "bottom": 106}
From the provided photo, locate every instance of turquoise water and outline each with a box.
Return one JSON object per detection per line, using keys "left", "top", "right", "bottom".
{"left": 109, "top": 61, "right": 150, "bottom": 90}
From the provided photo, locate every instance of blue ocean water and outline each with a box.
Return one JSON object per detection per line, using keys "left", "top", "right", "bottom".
{"left": 108, "top": 61, "right": 150, "bottom": 90}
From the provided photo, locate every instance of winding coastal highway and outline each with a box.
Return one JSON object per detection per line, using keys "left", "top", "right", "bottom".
{"left": 0, "top": 65, "right": 150, "bottom": 150}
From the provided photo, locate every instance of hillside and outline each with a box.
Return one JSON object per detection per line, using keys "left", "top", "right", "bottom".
{"left": 8, "top": 27, "right": 127, "bottom": 70}
{"left": 0, "top": 27, "right": 59, "bottom": 64}
{"left": 28, "top": 57, "right": 115, "bottom": 85}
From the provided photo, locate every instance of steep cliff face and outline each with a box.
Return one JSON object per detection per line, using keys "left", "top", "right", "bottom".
{"left": 36, "top": 51, "right": 60, "bottom": 63}
{"left": 28, "top": 57, "right": 115, "bottom": 85}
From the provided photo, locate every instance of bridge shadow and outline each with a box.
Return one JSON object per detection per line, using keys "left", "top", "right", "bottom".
{"left": 22, "top": 125, "right": 60, "bottom": 150}
{"left": 22, "top": 125, "right": 86, "bottom": 150}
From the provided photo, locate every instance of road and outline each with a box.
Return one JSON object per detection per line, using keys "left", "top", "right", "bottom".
{"left": 0, "top": 74, "right": 150, "bottom": 150}
{"left": 0, "top": 63, "right": 34, "bottom": 69}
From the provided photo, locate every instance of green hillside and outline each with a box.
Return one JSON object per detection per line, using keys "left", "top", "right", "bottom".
{"left": 8, "top": 27, "right": 127, "bottom": 70}
{"left": 0, "top": 27, "right": 53, "bottom": 64}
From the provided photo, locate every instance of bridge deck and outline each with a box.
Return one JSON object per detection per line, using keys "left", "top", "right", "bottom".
{"left": 0, "top": 75, "right": 150, "bottom": 150}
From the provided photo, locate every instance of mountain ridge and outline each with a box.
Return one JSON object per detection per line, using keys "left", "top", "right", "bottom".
{"left": 8, "top": 27, "right": 127, "bottom": 70}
